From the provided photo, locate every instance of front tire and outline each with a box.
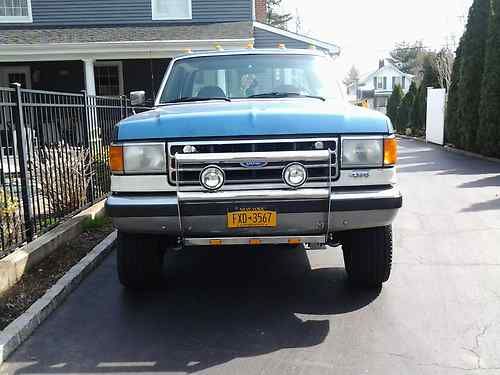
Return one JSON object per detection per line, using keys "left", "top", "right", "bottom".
{"left": 117, "top": 232, "right": 164, "bottom": 290}
{"left": 341, "top": 226, "right": 393, "bottom": 288}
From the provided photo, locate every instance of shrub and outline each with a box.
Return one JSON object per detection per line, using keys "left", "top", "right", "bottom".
{"left": 0, "top": 188, "right": 22, "bottom": 252}
{"left": 476, "top": 0, "right": 500, "bottom": 157}
{"left": 387, "top": 85, "right": 404, "bottom": 131}
{"left": 398, "top": 82, "right": 417, "bottom": 131}
{"left": 457, "top": 0, "right": 490, "bottom": 152}
{"left": 445, "top": 38, "right": 464, "bottom": 146}
{"left": 31, "top": 144, "right": 92, "bottom": 216}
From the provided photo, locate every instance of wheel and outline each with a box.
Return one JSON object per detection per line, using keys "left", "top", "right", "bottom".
{"left": 341, "top": 226, "right": 393, "bottom": 288}
{"left": 117, "top": 231, "right": 165, "bottom": 290}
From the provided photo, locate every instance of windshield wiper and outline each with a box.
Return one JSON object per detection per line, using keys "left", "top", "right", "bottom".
{"left": 248, "top": 92, "right": 326, "bottom": 101}
{"left": 166, "top": 96, "right": 231, "bottom": 104}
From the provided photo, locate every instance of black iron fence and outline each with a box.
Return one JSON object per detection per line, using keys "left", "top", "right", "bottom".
{"left": 0, "top": 84, "right": 148, "bottom": 257}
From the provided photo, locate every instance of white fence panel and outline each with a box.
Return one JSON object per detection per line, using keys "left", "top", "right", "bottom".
{"left": 426, "top": 88, "right": 446, "bottom": 145}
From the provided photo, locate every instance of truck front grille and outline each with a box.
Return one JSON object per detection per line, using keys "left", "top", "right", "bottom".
{"left": 168, "top": 138, "right": 338, "bottom": 189}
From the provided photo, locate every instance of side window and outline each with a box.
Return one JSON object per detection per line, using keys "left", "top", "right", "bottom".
{"left": 152, "top": 0, "right": 192, "bottom": 20}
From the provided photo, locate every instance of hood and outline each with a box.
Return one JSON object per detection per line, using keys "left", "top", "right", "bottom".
{"left": 116, "top": 99, "right": 392, "bottom": 141}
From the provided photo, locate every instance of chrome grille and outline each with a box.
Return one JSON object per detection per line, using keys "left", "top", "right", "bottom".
{"left": 168, "top": 138, "right": 338, "bottom": 188}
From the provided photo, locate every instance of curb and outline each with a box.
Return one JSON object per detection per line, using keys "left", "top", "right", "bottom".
{"left": 0, "top": 230, "right": 117, "bottom": 366}
{"left": 443, "top": 145, "right": 500, "bottom": 164}
{"left": 396, "top": 134, "right": 427, "bottom": 143}
{"left": 397, "top": 135, "right": 500, "bottom": 164}
{"left": 0, "top": 200, "right": 106, "bottom": 295}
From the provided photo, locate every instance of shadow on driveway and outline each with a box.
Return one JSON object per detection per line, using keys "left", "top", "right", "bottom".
{"left": 5, "top": 247, "right": 380, "bottom": 374}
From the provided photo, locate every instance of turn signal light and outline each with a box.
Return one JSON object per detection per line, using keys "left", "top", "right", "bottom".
{"left": 249, "top": 239, "right": 262, "bottom": 245}
{"left": 109, "top": 145, "right": 124, "bottom": 173}
{"left": 288, "top": 239, "right": 302, "bottom": 245}
{"left": 384, "top": 137, "right": 398, "bottom": 166}
{"left": 209, "top": 239, "right": 223, "bottom": 246}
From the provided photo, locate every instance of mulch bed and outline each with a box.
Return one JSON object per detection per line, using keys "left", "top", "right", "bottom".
{"left": 0, "top": 220, "right": 113, "bottom": 331}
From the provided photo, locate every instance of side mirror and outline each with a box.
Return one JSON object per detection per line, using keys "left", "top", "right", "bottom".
{"left": 130, "top": 91, "right": 145, "bottom": 106}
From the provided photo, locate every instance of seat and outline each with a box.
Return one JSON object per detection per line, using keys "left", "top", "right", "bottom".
{"left": 197, "top": 86, "right": 226, "bottom": 99}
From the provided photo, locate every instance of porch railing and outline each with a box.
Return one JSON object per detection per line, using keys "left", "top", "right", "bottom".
{"left": 0, "top": 84, "right": 149, "bottom": 257}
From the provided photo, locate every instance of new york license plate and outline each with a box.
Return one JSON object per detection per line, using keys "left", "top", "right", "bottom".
{"left": 227, "top": 210, "right": 277, "bottom": 228}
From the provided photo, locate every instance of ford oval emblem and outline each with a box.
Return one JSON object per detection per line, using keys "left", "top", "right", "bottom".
{"left": 240, "top": 161, "right": 268, "bottom": 169}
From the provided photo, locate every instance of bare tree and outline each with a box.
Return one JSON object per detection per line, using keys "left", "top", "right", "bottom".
{"left": 266, "top": 0, "right": 293, "bottom": 30}
{"left": 434, "top": 48, "right": 455, "bottom": 90}
{"left": 294, "top": 8, "right": 303, "bottom": 34}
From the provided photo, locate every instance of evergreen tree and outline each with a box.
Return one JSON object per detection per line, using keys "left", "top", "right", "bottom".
{"left": 343, "top": 65, "right": 360, "bottom": 86}
{"left": 387, "top": 85, "right": 404, "bottom": 131}
{"left": 445, "top": 38, "right": 464, "bottom": 147}
{"left": 457, "top": 0, "right": 490, "bottom": 152}
{"left": 412, "top": 55, "right": 440, "bottom": 133}
{"left": 390, "top": 41, "right": 426, "bottom": 75}
{"left": 398, "top": 82, "right": 418, "bottom": 131}
{"left": 476, "top": 0, "right": 500, "bottom": 157}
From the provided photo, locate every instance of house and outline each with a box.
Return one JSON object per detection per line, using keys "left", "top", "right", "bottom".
{"left": 347, "top": 59, "right": 414, "bottom": 114}
{"left": 0, "top": 0, "right": 340, "bottom": 103}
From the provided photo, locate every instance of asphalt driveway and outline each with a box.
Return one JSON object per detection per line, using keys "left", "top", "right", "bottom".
{"left": 2, "top": 138, "right": 500, "bottom": 374}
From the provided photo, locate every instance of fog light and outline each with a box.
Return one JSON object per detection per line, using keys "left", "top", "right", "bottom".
{"left": 200, "top": 165, "right": 225, "bottom": 191}
{"left": 283, "top": 163, "right": 307, "bottom": 188}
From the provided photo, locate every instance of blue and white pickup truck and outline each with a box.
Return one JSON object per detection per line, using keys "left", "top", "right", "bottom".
{"left": 106, "top": 49, "right": 402, "bottom": 289}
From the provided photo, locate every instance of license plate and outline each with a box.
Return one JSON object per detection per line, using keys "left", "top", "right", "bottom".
{"left": 227, "top": 210, "right": 277, "bottom": 228}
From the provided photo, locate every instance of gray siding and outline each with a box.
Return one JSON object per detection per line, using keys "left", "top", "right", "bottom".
{"left": 25, "top": 0, "right": 252, "bottom": 26}
{"left": 254, "top": 28, "right": 329, "bottom": 52}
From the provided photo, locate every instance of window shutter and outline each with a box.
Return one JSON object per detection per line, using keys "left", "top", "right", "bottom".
{"left": 373, "top": 77, "right": 377, "bottom": 90}
{"left": 383, "top": 77, "right": 387, "bottom": 90}
{"left": 392, "top": 77, "right": 396, "bottom": 89}
{"left": 402, "top": 77, "right": 406, "bottom": 90}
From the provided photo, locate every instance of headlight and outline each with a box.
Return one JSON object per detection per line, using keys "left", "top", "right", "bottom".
{"left": 341, "top": 138, "right": 383, "bottom": 168}
{"left": 110, "top": 143, "right": 166, "bottom": 174}
{"left": 200, "top": 166, "right": 225, "bottom": 191}
{"left": 283, "top": 163, "right": 308, "bottom": 188}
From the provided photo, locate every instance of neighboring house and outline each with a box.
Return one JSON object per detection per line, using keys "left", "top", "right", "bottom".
{"left": 0, "top": 0, "right": 340, "bottom": 102}
{"left": 347, "top": 59, "right": 414, "bottom": 114}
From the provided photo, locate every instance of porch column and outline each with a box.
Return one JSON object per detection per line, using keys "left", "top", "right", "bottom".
{"left": 82, "top": 58, "right": 96, "bottom": 96}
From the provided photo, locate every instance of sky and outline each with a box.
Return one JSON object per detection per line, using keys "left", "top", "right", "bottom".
{"left": 281, "top": 0, "right": 474, "bottom": 77}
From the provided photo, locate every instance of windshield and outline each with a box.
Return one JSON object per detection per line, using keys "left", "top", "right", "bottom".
{"left": 158, "top": 54, "right": 343, "bottom": 104}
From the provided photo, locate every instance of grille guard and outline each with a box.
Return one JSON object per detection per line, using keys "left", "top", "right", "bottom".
{"left": 174, "top": 141, "right": 335, "bottom": 242}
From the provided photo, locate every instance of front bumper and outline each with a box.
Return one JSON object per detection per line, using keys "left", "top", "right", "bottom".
{"left": 106, "top": 186, "right": 402, "bottom": 241}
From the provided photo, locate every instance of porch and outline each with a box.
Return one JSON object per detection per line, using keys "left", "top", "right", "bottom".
{"left": 0, "top": 58, "right": 172, "bottom": 105}
{"left": 0, "top": 21, "right": 255, "bottom": 101}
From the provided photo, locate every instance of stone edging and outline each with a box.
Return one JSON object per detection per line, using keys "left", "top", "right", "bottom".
{"left": 0, "top": 200, "right": 106, "bottom": 295}
{"left": 0, "top": 230, "right": 117, "bottom": 365}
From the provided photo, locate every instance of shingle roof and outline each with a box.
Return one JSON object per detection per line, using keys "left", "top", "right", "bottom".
{"left": 0, "top": 21, "right": 253, "bottom": 45}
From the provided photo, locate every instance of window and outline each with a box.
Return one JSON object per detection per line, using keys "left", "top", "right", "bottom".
{"left": 159, "top": 54, "right": 344, "bottom": 103}
{"left": 402, "top": 76, "right": 406, "bottom": 90}
{"left": 383, "top": 77, "right": 387, "bottom": 90}
{"left": 0, "top": 0, "right": 32, "bottom": 23}
{"left": 392, "top": 76, "right": 402, "bottom": 89}
{"left": 152, "top": 0, "right": 192, "bottom": 20}
{"left": 94, "top": 62, "right": 123, "bottom": 97}
{"left": 375, "top": 96, "right": 388, "bottom": 108}
{"left": 377, "top": 77, "right": 384, "bottom": 90}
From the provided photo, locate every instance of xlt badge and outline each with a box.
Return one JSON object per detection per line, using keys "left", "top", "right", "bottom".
{"left": 351, "top": 170, "right": 370, "bottom": 178}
